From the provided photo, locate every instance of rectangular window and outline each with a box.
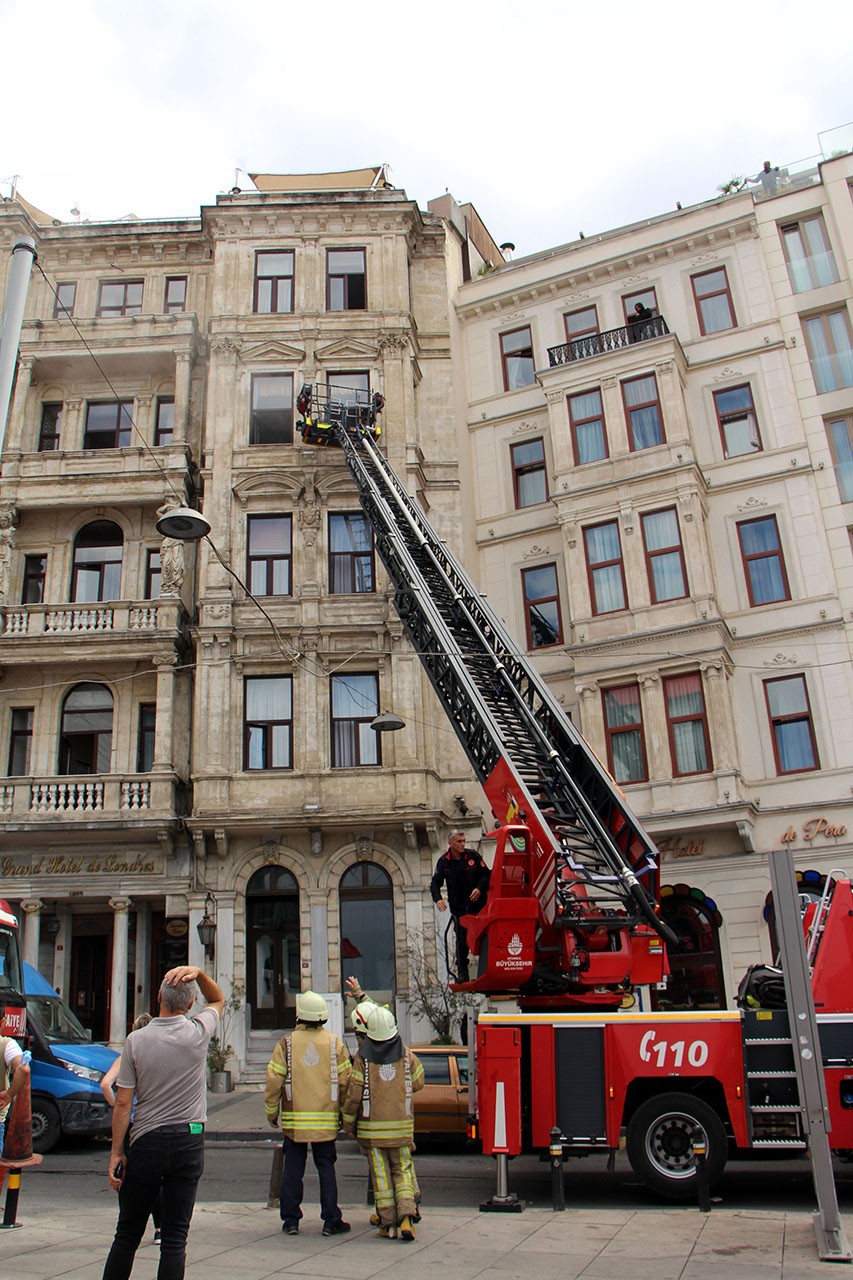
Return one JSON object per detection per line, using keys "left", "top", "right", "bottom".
{"left": 331, "top": 673, "right": 379, "bottom": 767}
{"left": 713, "top": 384, "right": 761, "bottom": 458}
{"left": 136, "top": 704, "right": 156, "bottom": 773}
{"left": 53, "top": 281, "right": 76, "bottom": 319}
{"left": 827, "top": 415, "right": 853, "bottom": 502}
{"left": 691, "top": 267, "right": 736, "bottom": 334}
{"left": 254, "top": 251, "right": 294, "bottom": 314}
{"left": 327, "top": 371, "right": 370, "bottom": 404}
{"left": 96, "top": 280, "right": 143, "bottom": 318}
{"left": 664, "top": 673, "right": 711, "bottom": 776}
{"left": 510, "top": 438, "right": 548, "bottom": 507}
{"left": 38, "top": 402, "right": 62, "bottom": 451}
{"left": 244, "top": 676, "right": 293, "bottom": 770}
{"left": 564, "top": 305, "right": 598, "bottom": 353}
{"left": 568, "top": 389, "right": 608, "bottom": 464}
{"left": 803, "top": 311, "right": 853, "bottom": 393}
{"left": 584, "top": 520, "right": 627, "bottom": 614}
{"left": 250, "top": 373, "right": 293, "bottom": 445}
{"left": 765, "top": 675, "right": 818, "bottom": 774}
{"left": 500, "top": 327, "right": 535, "bottom": 391}
{"left": 8, "top": 708, "right": 33, "bottom": 776}
{"left": 622, "top": 288, "right": 658, "bottom": 323}
{"left": 521, "top": 563, "right": 563, "bottom": 648}
{"left": 84, "top": 400, "right": 133, "bottom": 449}
{"left": 154, "top": 398, "right": 174, "bottom": 446}
{"left": 164, "top": 276, "right": 187, "bottom": 314}
{"left": 329, "top": 513, "right": 375, "bottom": 593}
{"left": 247, "top": 515, "right": 292, "bottom": 596}
{"left": 145, "top": 550, "right": 161, "bottom": 600}
{"left": 738, "top": 515, "right": 790, "bottom": 606}
{"left": 780, "top": 217, "right": 839, "bottom": 293}
{"left": 641, "top": 508, "right": 687, "bottom": 603}
{"left": 603, "top": 684, "right": 647, "bottom": 783}
{"left": 327, "top": 249, "right": 366, "bottom": 311}
{"left": 622, "top": 373, "right": 664, "bottom": 450}
{"left": 22, "top": 554, "right": 46, "bottom": 604}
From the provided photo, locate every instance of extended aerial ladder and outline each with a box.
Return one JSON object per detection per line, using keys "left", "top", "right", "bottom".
{"left": 297, "top": 387, "right": 676, "bottom": 1009}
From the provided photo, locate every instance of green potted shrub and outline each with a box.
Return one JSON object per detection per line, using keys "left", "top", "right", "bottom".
{"left": 207, "top": 979, "right": 244, "bottom": 1093}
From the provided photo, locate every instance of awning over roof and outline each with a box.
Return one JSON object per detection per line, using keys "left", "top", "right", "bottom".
{"left": 249, "top": 167, "right": 388, "bottom": 192}
{"left": 9, "top": 190, "right": 58, "bottom": 226}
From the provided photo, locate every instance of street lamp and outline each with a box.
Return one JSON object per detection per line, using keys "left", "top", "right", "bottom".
{"left": 196, "top": 892, "right": 217, "bottom": 959}
{"left": 155, "top": 506, "right": 211, "bottom": 541}
{"left": 370, "top": 712, "right": 406, "bottom": 732}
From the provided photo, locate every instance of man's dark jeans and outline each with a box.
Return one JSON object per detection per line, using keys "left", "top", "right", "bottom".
{"left": 280, "top": 1135, "right": 342, "bottom": 1228}
{"left": 102, "top": 1130, "right": 204, "bottom": 1280}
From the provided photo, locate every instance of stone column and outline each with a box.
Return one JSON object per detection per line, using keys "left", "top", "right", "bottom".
{"left": 52, "top": 905, "right": 73, "bottom": 998}
{"left": 6, "top": 355, "right": 34, "bottom": 453}
{"left": 20, "top": 899, "right": 43, "bottom": 968}
{"left": 63, "top": 397, "right": 83, "bottom": 450}
{"left": 187, "top": 894, "right": 207, "bottom": 971}
{"left": 108, "top": 897, "right": 132, "bottom": 1047}
{"left": 134, "top": 901, "right": 152, "bottom": 1017}
{"left": 152, "top": 655, "right": 178, "bottom": 771}
{"left": 173, "top": 351, "right": 191, "bottom": 444}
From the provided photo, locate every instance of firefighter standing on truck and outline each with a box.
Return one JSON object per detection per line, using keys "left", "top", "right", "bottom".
{"left": 342, "top": 1005, "right": 424, "bottom": 1241}
{"left": 264, "top": 991, "right": 352, "bottom": 1239}
{"left": 430, "top": 830, "right": 490, "bottom": 981}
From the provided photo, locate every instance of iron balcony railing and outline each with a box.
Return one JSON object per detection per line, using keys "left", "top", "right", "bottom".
{"left": 548, "top": 314, "right": 669, "bottom": 367}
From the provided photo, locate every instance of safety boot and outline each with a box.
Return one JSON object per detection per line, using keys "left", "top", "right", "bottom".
{"left": 399, "top": 1215, "right": 416, "bottom": 1241}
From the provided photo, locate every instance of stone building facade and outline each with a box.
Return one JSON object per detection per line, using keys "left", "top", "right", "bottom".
{"left": 451, "top": 150, "right": 853, "bottom": 1010}
{"left": 0, "top": 173, "right": 502, "bottom": 1072}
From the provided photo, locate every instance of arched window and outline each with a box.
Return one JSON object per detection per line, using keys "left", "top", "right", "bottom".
{"left": 652, "top": 884, "right": 725, "bottom": 1011}
{"left": 59, "top": 683, "right": 113, "bottom": 774}
{"left": 763, "top": 868, "right": 827, "bottom": 960}
{"left": 72, "top": 520, "right": 123, "bottom": 603}
{"left": 246, "top": 866, "right": 300, "bottom": 1031}
{"left": 340, "top": 862, "right": 396, "bottom": 1010}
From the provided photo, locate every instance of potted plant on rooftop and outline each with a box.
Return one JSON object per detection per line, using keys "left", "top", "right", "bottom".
{"left": 207, "top": 979, "right": 244, "bottom": 1094}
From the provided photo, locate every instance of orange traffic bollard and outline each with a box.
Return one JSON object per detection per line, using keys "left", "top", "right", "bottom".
{"left": 1, "top": 1062, "right": 44, "bottom": 1230}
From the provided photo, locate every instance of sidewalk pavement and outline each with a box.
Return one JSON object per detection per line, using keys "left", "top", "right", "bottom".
{"left": 3, "top": 1089, "right": 850, "bottom": 1277}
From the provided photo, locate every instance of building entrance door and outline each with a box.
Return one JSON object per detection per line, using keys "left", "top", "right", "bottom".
{"left": 246, "top": 867, "right": 300, "bottom": 1031}
{"left": 71, "top": 933, "right": 109, "bottom": 1040}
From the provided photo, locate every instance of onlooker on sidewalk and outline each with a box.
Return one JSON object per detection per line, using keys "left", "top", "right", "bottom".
{"left": 342, "top": 1005, "right": 424, "bottom": 1241}
{"left": 101, "top": 964, "right": 223, "bottom": 1280}
{"left": 0, "top": 1032, "right": 29, "bottom": 1156}
{"left": 265, "top": 990, "right": 352, "bottom": 1238}
{"left": 100, "top": 1014, "right": 164, "bottom": 1245}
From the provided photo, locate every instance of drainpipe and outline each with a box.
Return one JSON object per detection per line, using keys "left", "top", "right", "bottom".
{"left": 0, "top": 236, "right": 37, "bottom": 453}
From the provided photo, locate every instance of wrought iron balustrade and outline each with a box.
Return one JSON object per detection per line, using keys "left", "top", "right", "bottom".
{"left": 548, "top": 314, "right": 669, "bottom": 367}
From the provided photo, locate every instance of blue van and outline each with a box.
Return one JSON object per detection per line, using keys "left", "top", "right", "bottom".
{"left": 23, "top": 963, "right": 118, "bottom": 1152}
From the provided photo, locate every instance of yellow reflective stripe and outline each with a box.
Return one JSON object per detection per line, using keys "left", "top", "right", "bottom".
{"left": 411, "top": 1063, "right": 424, "bottom": 1086}
{"left": 267, "top": 1060, "right": 287, "bottom": 1077}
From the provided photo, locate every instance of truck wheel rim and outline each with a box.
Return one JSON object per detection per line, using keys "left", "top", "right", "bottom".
{"left": 645, "top": 1111, "right": 704, "bottom": 1179}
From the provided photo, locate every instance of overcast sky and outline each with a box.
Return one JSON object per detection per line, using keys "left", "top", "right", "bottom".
{"left": 2, "top": 0, "right": 850, "bottom": 257}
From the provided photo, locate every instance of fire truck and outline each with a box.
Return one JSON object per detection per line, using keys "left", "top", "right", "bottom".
{"left": 302, "top": 387, "right": 853, "bottom": 1201}
{"left": 0, "top": 898, "right": 27, "bottom": 1039}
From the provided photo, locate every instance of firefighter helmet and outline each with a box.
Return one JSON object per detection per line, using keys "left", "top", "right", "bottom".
{"left": 295, "top": 990, "right": 328, "bottom": 1023}
{"left": 365, "top": 1005, "right": 398, "bottom": 1042}
{"left": 352, "top": 999, "right": 377, "bottom": 1033}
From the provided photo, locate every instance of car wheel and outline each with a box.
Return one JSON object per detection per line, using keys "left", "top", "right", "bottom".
{"left": 31, "top": 1097, "right": 62, "bottom": 1154}
{"left": 626, "top": 1092, "right": 726, "bottom": 1200}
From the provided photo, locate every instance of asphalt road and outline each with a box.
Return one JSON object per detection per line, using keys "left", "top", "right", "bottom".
{"left": 14, "top": 1136, "right": 853, "bottom": 1216}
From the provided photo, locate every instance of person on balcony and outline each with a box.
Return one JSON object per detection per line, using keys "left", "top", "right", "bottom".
{"left": 630, "top": 302, "right": 655, "bottom": 343}
{"left": 748, "top": 161, "right": 781, "bottom": 196}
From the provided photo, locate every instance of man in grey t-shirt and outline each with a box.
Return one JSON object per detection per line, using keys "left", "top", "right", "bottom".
{"left": 102, "top": 964, "right": 223, "bottom": 1280}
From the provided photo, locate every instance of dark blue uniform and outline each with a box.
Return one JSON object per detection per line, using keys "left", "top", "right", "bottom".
{"left": 430, "top": 849, "right": 490, "bottom": 980}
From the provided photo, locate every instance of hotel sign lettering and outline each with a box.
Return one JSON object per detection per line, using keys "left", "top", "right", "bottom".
{"left": 1, "top": 853, "right": 158, "bottom": 877}
{"left": 780, "top": 816, "right": 848, "bottom": 847}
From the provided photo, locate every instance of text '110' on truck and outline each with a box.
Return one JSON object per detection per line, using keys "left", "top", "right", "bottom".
{"left": 297, "top": 386, "right": 853, "bottom": 1201}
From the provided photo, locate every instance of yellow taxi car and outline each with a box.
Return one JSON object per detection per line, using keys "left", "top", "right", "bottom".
{"left": 411, "top": 1045, "right": 470, "bottom": 1139}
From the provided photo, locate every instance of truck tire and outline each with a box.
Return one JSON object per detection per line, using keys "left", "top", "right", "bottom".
{"left": 626, "top": 1092, "right": 726, "bottom": 1200}
{"left": 31, "top": 1097, "right": 62, "bottom": 1154}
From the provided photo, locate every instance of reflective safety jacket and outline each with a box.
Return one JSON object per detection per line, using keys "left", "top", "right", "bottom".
{"left": 265, "top": 1025, "right": 352, "bottom": 1142}
{"left": 342, "top": 1047, "right": 424, "bottom": 1148}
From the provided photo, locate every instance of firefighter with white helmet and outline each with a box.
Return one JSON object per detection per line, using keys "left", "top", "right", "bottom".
{"left": 264, "top": 990, "right": 352, "bottom": 1238}
{"left": 342, "top": 1003, "right": 424, "bottom": 1240}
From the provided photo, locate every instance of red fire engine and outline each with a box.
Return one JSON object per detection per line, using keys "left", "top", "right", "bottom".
{"left": 301, "top": 391, "right": 853, "bottom": 1201}
{"left": 0, "top": 898, "right": 26, "bottom": 1038}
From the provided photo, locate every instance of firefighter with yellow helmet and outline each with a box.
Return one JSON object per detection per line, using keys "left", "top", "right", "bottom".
{"left": 342, "top": 1005, "right": 424, "bottom": 1240}
{"left": 264, "top": 991, "right": 352, "bottom": 1238}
